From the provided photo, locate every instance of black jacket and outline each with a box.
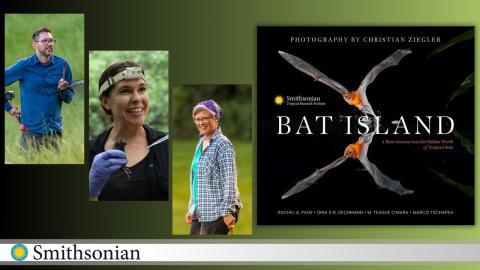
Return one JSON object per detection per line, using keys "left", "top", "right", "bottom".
{"left": 89, "top": 124, "right": 169, "bottom": 201}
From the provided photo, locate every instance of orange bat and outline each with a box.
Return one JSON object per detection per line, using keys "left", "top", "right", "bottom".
{"left": 278, "top": 49, "right": 412, "bottom": 117}
{"left": 282, "top": 132, "right": 414, "bottom": 199}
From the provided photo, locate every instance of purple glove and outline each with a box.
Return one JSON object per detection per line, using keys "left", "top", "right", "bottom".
{"left": 89, "top": 149, "right": 127, "bottom": 198}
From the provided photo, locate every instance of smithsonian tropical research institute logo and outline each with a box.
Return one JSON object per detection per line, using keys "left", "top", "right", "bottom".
{"left": 274, "top": 95, "right": 284, "bottom": 105}
{"left": 11, "top": 244, "right": 28, "bottom": 261}
{"left": 274, "top": 95, "right": 325, "bottom": 106}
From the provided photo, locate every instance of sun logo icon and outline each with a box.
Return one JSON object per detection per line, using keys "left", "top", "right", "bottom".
{"left": 274, "top": 95, "right": 284, "bottom": 105}
{"left": 11, "top": 244, "right": 28, "bottom": 261}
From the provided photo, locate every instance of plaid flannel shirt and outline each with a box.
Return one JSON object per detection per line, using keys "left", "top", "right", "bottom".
{"left": 188, "top": 128, "right": 242, "bottom": 222}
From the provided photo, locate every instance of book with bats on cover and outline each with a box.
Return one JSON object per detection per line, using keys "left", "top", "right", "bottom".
{"left": 257, "top": 27, "right": 474, "bottom": 225}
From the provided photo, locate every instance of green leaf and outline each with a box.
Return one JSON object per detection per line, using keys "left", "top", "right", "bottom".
{"left": 429, "top": 167, "right": 474, "bottom": 198}
{"left": 453, "top": 130, "right": 474, "bottom": 155}
{"left": 447, "top": 73, "right": 473, "bottom": 105}
{"left": 429, "top": 29, "right": 474, "bottom": 58}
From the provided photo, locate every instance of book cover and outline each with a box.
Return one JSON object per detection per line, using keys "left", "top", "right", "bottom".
{"left": 257, "top": 27, "right": 474, "bottom": 225}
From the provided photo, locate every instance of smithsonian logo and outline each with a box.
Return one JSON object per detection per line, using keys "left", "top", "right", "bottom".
{"left": 11, "top": 244, "right": 28, "bottom": 261}
{"left": 274, "top": 95, "right": 325, "bottom": 106}
{"left": 9, "top": 244, "right": 140, "bottom": 261}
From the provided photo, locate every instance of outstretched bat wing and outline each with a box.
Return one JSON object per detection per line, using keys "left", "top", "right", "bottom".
{"left": 282, "top": 156, "right": 348, "bottom": 199}
{"left": 359, "top": 104, "right": 376, "bottom": 117}
{"left": 358, "top": 156, "right": 414, "bottom": 195}
{"left": 358, "top": 132, "right": 413, "bottom": 195}
{"left": 279, "top": 50, "right": 349, "bottom": 95}
{"left": 358, "top": 49, "right": 412, "bottom": 96}
{"left": 359, "top": 132, "right": 376, "bottom": 153}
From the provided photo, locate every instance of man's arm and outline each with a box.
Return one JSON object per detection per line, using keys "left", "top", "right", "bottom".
{"left": 58, "top": 61, "right": 74, "bottom": 103}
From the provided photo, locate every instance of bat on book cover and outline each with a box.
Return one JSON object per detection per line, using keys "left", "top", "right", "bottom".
{"left": 278, "top": 49, "right": 412, "bottom": 117}
{"left": 281, "top": 132, "right": 414, "bottom": 199}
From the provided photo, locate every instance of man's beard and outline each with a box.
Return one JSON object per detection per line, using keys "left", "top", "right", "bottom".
{"left": 40, "top": 47, "right": 53, "bottom": 57}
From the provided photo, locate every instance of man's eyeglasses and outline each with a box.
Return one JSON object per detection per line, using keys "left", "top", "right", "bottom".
{"left": 35, "top": 39, "right": 56, "bottom": 45}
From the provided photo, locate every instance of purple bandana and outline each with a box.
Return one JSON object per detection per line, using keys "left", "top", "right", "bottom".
{"left": 192, "top": 99, "right": 223, "bottom": 120}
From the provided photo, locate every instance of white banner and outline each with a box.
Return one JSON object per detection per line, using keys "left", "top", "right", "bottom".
{"left": 1, "top": 243, "right": 480, "bottom": 264}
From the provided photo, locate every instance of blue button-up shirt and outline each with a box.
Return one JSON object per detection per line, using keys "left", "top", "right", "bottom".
{"left": 5, "top": 54, "right": 74, "bottom": 134}
{"left": 188, "top": 128, "right": 242, "bottom": 222}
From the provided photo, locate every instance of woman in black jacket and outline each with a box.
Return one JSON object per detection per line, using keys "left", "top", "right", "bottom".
{"left": 88, "top": 61, "right": 168, "bottom": 201}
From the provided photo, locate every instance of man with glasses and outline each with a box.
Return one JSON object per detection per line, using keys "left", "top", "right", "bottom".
{"left": 4, "top": 27, "right": 75, "bottom": 149}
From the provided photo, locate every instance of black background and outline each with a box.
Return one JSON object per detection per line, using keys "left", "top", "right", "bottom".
{"left": 257, "top": 27, "right": 474, "bottom": 225}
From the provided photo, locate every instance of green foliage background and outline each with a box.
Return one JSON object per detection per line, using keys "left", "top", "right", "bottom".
{"left": 4, "top": 14, "right": 84, "bottom": 164}
{"left": 172, "top": 85, "right": 252, "bottom": 235}
{"left": 172, "top": 85, "right": 252, "bottom": 140}
{"left": 88, "top": 51, "right": 168, "bottom": 139}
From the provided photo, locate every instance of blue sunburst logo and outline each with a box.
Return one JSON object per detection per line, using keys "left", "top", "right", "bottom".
{"left": 11, "top": 244, "right": 28, "bottom": 261}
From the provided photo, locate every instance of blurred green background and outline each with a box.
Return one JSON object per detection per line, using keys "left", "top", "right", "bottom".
{"left": 4, "top": 14, "right": 84, "bottom": 164}
{"left": 88, "top": 51, "right": 168, "bottom": 139}
{"left": 172, "top": 85, "right": 252, "bottom": 235}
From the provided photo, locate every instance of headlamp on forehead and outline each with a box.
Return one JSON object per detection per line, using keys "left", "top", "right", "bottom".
{"left": 99, "top": 67, "right": 145, "bottom": 94}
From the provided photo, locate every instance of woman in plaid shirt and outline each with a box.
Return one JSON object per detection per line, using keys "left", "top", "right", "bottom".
{"left": 185, "top": 100, "right": 242, "bottom": 235}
